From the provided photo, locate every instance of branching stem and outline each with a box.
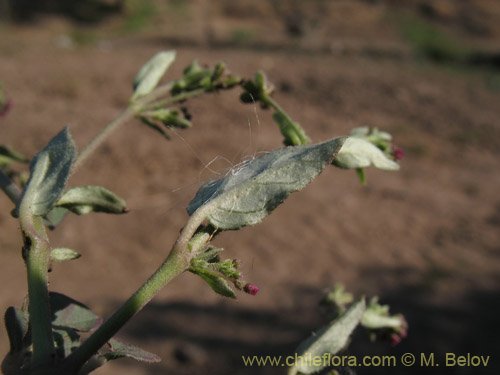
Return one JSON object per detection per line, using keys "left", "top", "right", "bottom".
{"left": 63, "top": 205, "right": 210, "bottom": 372}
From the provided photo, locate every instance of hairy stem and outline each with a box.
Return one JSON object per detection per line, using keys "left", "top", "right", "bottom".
{"left": 72, "top": 108, "right": 136, "bottom": 173}
{"left": 141, "top": 87, "right": 207, "bottom": 112}
{"left": 261, "top": 94, "right": 293, "bottom": 125}
{"left": 0, "top": 169, "right": 21, "bottom": 205}
{"left": 63, "top": 206, "right": 210, "bottom": 372}
{"left": 18, "top": 211, "right": 55, "bottom": 368}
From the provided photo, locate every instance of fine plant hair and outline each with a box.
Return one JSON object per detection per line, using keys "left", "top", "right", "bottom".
{"left": 0, "top": 51, "right": 407, "bottom": 375}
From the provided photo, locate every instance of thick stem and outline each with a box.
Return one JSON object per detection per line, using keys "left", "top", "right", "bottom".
{"left": 0, "top": 169, "right": 21, "bottom": 205}
{"left": 62, "top": 206, "right": 210, "bottom": 372}
{"left": 19, "top": 213, "right": 55, "bottom": 368}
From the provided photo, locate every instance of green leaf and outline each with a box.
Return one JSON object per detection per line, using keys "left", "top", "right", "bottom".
{"left": 56, "top": 185, "right": 127, "bottom": 215}
{"left": 332, "top": 137, "right": 399, "bottom": 171}
{"left": 44, "top": 206, "right": 69, "bottom": 229}
{"left": 361, "top": 297, "right": 405, "bottom": 330}
{"left": 139, "top": 116, "right": 171, "bottom": 140}
{"left": 50, "top": 292, "right": 102, "bottom": 332}
{"left": 53, "top": 327, "right": 80, "bottom": 359}
{"left": 194, "top": 246, "right": 223, "bottom": 262}
{"left": 148, "top": 108, "right": 191, "bottom": 128}
{"left": 0, "top": 145, "right": 28, "bottom": 165}
{"left": 212, "top": 259, "right": 241, "bottom": 279}
{"left": 289, "top": 299, "right": 366, "bottom": 375}
{"left": 132, "top": 50, "right": 176, "bottom": 100}
{"left": 50, "top": 248, "right": 81, "bottom": 262}
{"left": 18, "top": 127, "right": 76, "bottom": 217}
{"left": 102, "top": 338, "right": 161, "bottom": 363}
{"left": 189, "top": 266, "right": 236, "bottom": 298}
{"left": 322, "top": 284, "right": 354, "bottom": 313}
{"left": 272, "top": 112, "right": 310, "bottom": 146}
{"left": 187, "top": 137, "right": 346, "bottom": 230}
{"left": 4, "top": 307, "right": 29, "bottom": 354}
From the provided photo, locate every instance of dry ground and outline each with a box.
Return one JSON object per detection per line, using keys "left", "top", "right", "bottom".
{"left": 0, "top": 1, "right": 499, "bottom": 374}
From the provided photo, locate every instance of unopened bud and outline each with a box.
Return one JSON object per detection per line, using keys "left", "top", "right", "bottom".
{"left": 392, "top": 146, "right": 404, "bottom": 161}
{"left": 243, "top": 283, "right": 259, "bottom": 296}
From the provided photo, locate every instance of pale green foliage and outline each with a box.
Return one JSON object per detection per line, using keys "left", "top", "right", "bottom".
{"left": 18, "top": 127, "right": 76, "bottom": 217}
{"left": 50, "top": 248, "right": 81, "bottom": 262}
{"left": 132, "top": 50, "right": 176, "bottom": 100}
{"left": 56, "top": 185, "right": 127, "bottom": 215}
{"left": 187, "top": 137, "right": 346, "bottom": 230}
{"left": 333, "top": 137, "right": 399, "bottom": 171}
{"left": 289, "top": 299, "right": 366, "bottom": 375}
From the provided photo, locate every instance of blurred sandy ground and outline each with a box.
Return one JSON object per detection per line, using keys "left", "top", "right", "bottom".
{"left": 0, "top": 1, "right": 499, "bottom": 374}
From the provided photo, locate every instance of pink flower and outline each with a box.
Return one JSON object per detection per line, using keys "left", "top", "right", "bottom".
{"left": 243, "top": 283, "right": 259, "bottom": 296}
{"left": 392, "top": 145, "right": 404, "bottom": 161}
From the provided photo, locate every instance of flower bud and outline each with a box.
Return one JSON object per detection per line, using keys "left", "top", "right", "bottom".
{"left": 243, "top": 283, "right": 259, "bottom": 296}
{"left": 392, "top": 145, "right": 404, "bottom": 161}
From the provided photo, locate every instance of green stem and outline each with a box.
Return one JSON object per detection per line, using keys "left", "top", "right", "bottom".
{"left": 72, "top": 108, "right": 136, "bottom": 173}
{"left": 0, "top": 169, "right": 21, "bottom": 205}
{"left": 141, "top": 87, "right": 207, "bottom": 112}
{"left": 19, "top": 211, "right": 55, "bottom": 368}
{"left": 63, "top": 206, "right": 210, "bottom": 372}
{"left": 261, "top": 94, "right": 291, "bottom": 123}
{"left": 133, "top": 82, "right": 174, "bottom": 107}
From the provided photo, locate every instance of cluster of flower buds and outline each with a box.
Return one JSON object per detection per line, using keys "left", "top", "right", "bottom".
{"left": 349, "top": 126, "right": 404, "bottom": 162}
{"left": 189, "top": 238, "right": 259, "bottom": 298}
{"left": 240, "top": 70, "right": 275, "bottom": 107}
{"left": 321, "top": 286, "right": 408, "bottom": 346}
{"left": 361, "top": 297, "right": 408, "bottom": 346}
{"left": 171, "top": 61, "right": 242, "bottom": 95}
{"left": 138, "top": 108, "right": 192, "bottom": 139}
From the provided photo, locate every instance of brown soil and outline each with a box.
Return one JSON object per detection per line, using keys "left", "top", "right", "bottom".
{"left": 0, "top": 2, "right": 499, "bottom": 375}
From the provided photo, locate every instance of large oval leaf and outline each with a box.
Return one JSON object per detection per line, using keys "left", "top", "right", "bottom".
{"left": 187, "top": 137, "right": 346, "bottom": 230}
{"left": 18, "top": 127, "right": 76, "bottom": 217}
{"left": 289, "top": 299, "right": 366, "bottom": 375}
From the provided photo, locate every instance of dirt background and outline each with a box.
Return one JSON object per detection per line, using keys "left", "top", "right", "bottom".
{"left": 0, "top": 1, "right": 499, "bottom": 374}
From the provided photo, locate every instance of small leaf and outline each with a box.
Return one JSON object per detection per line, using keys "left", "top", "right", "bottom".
{"left": 148, "top": 108, "right": 191, "bottom": 129}
{"left": 289, "top": 299, "right": 365, "bottom": 375}
{"left": 212, "top": 259, "right": 241, "bottom": 279}
{"left": 50, "top": 248, "right": 81, "bottom": 262}
{"left": 44, "top": 207, "right": 69, "bottom": 229}
{"left": 321, "top": 284, "right": 354, "bottom": 313}
{"left": 18, "top": 127, "right": 76, "bottom": 217}
{"left": 192, "top": 245, "right": 223, "bottom": 263}
{"left": 56, "top": 185, "right": 127, "bottom": 215}
{"left": 333, "top": 137, "right": 399, "bottom": 171}
{"left": 102, "top": 338, "right": 161, "bottom": 363}
{"left": 189, "top": 266, "right": 236, "bottom": 298}
{"left": 50, "top": 292, "right": 101, "bottom": 332}
{"left": 272, "top": 112, "right": 310, "bottom": 146}
{"left": 132, "top": 50, "right": 176, "bottom": 100}
{"left": 0, "top": 145, "right": 28, "bottom": 165}
{"left": 139, "top": 117, "right": 171, "bottom": 140}
{"left": 4, "top": 307, "right": 29, "bottom": 354}
{"left": 187, "top": 137, "right": 346, "bottom": 230}
{"left": 53, "top": 327, "right": 80, "bottom": 359}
